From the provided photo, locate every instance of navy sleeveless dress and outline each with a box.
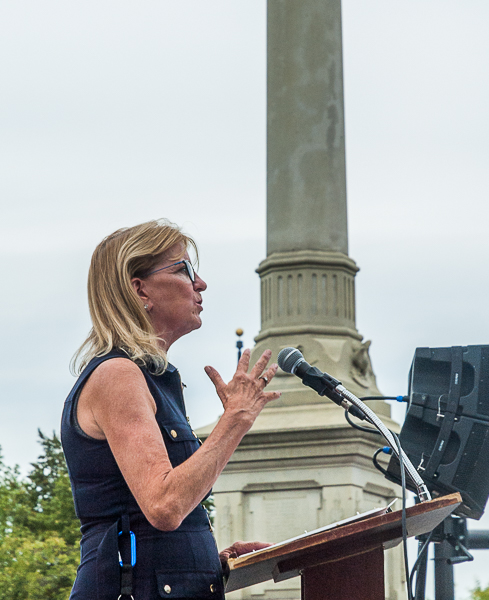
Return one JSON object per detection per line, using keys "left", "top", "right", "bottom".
{"left": 61, "top": 350, "right": 224, "bottom": 600}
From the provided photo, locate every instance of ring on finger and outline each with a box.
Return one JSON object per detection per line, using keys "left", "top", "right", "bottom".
{"left": 259, "top": 375, "right": 269, "bottom": 386}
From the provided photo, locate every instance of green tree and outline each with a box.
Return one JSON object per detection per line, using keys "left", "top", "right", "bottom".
{"left": 202, "top": 494, "right": 215, "bottom": 527}
{"left": 472, "top": 584, "right": 489, "bottom": 600}
{"left": 0, "top": 431, "right": 79, "bottom": 600}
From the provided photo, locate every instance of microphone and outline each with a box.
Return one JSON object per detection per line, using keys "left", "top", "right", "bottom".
{"left": 277, "top": 347, "right": 366, "bottom": 421}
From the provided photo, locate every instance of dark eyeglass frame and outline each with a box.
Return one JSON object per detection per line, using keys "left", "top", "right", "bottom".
{"left": 145, "top": 259, "right": 195, "bottom": 283}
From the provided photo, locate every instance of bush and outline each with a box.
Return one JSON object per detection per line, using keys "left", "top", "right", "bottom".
{"left": 0, "top": 431, "right": 79, "bottom": 600}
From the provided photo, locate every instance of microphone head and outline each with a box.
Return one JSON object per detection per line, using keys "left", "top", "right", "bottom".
{"left": 277, "top": 347, "right": 306, "bottom": 375}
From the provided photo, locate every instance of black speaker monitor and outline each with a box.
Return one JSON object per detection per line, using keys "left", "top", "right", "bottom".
{"left": 386, "top": 345, "right": 489, "bottom": 520}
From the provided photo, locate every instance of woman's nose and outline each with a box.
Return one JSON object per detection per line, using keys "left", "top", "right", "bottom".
{"left": 193, "top": 273, "right": 207, "bottom": 291}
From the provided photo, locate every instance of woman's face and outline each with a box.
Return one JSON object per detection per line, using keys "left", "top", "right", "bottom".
{"left": 132, "top": 244, "right": 207, "bottom": 350}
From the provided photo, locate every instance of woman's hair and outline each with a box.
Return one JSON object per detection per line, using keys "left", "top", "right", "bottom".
{"left": 72, "top": 219, "right": 197, "bottom": 375}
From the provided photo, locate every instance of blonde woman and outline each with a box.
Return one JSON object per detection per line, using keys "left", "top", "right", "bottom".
{"left": 61, "top": 220, "right": 280, "bottom": 600}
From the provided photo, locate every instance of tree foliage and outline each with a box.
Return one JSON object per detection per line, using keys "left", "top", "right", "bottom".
{"left": 202, "top": 494, "right": 215, "bottom": 527}
{"left": 0, "top": 430, "right": 217, "bottom": 599}
{"left": 0, "top": 431, "right": 79, "bottom": 600}
{"left": 472, "top": 584, "right": 489, "bottom": 600}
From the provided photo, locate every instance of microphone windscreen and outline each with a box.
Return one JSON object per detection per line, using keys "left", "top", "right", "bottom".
{"left": 277, "top": 347, "right": 304, "bottom": 374}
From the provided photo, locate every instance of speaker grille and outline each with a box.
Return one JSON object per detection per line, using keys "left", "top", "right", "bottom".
{"left": 478, "top": 348, "right": 489, "bottom": 417}
{"left": 453, "top": 422, "right": 489, "bottom": 510}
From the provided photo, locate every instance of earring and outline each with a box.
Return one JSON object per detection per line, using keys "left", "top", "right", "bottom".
{"left": 144, "top": 304, "right": 149, "bottom": 311}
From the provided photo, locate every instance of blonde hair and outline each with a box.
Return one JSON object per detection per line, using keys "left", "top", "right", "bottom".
{"left": 72, "top": 219, "right": 197, "bottom": 375}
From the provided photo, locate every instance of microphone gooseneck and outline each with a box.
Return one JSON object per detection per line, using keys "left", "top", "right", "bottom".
{"left": 277, "top": 347, "right": 431, "bottom": 503}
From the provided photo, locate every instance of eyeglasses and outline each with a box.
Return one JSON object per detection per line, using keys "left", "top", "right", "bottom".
{"left": 146, "top": 259, "right": 195, "bottom": 283}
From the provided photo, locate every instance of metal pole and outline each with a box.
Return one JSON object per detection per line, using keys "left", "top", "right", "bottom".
{"left": 434, "top": 541, "right": 455, "bottom": 600}
{"left": 236, "top": 328, "right": 243, "bottom": 364}
{"left": 467, "top": 530, "right": 489, "bottom": 550}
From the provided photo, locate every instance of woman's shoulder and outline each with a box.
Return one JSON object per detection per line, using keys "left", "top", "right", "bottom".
{"left": 88, "top": 356, "right": 145, "bottom": 389}
{"left": 80, "top": 355, "right": 157, "bottom": 422}
{"left": 76, "top": 355, "right": 157, "bottom": 441}
{"left": 81, "top": 348, "right": 142, "bottom": 377}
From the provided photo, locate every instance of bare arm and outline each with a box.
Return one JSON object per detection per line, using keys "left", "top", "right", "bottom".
{"left": 78, "top": 349, "right": 280, "bottom": 531}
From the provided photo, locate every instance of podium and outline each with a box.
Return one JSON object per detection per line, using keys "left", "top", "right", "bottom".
{"left": 226, "top": 493, "right": 462, "bottom": 600}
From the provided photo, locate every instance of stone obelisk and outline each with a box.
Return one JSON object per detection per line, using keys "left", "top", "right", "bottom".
{"left": 252, "top": 0, "right": 382, "bottom": 403}
{"left": 199, "top": 2, "right": 404, "bottom": 599}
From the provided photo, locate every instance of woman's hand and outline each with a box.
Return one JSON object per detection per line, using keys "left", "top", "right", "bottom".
{"left": 219, "top": 540, "right": 272, "bottom": 564}
{"left": 204, "top": 349, "right": 281, "bottom": 427}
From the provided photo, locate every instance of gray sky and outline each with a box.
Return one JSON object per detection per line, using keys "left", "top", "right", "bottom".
{"left": 1, "top": 1, "right": 489, "bottom": 597}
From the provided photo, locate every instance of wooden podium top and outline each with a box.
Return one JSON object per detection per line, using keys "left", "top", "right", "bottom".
{"left": 226, "top": 493, "right": 461, "bottom": 592}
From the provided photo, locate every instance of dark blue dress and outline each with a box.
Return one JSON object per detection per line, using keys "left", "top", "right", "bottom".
{"left": 61, "top": 350, "right": 224, "bottom": 600}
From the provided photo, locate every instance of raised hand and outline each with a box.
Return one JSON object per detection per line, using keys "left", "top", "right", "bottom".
{"left": 204, "top": 349, "right": 281, "bottom": 427}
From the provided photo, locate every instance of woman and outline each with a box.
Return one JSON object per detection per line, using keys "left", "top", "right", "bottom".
{"left": 61, "top": 219, "right": 281, "bottom": 599}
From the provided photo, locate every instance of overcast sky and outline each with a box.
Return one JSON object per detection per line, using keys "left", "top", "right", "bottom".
{"left": 1, "top": 1, "right": 488, "bottom": 597}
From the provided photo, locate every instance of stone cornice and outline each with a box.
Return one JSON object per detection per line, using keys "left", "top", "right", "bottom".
{"left": 256, "top": 250, "right": 359, "bottom": 275}
{"left": 254, "top": 324, "right": 363, "bottom": 342}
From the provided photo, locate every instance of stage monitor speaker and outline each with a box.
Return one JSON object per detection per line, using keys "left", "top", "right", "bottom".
{"left": 386, "top": 345, "right": 489, "bottom": 520}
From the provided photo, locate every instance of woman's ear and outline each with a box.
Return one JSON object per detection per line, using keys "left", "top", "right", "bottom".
{"left": 131, "top": 277, "right": 151, "bottom": 310}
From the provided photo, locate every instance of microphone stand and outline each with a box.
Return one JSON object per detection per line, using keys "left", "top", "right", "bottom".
{"left": 311, "top": 371, "right": 431, "bottom": 502}
{"left": 278, "top": 347, "right": 431, "bottom": 503}
{"left": 335, "top": 382, "right": 431, "bottom": 502}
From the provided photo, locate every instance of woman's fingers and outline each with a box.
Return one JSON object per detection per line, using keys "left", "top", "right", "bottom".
{"left": 234, "top": 540, "right": 271, "bottom": 555}
{"left": 258, "top": 363, "right": 279, "bottom": 388}
{"left": 261, "top": 389, "right": 282, "bottom": 402}
{"left": 206, "top": 349, "right": 282, "bottom": 413}
{"left": 204, "top": 365, "right": 226, "bottom": 398}
{"left": 250, "top": 349, "right": 273, "bottom": 379}
{"left": 236, "top": 348, "right": 251, "bottom": 373}
{"left": 220, "top": 540, "right": 272, "bottom": 562}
